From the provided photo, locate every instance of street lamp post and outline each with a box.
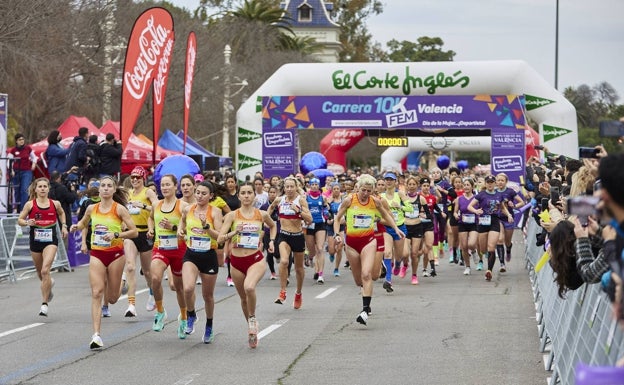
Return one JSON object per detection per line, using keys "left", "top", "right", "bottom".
{"left": 221, "top": 45, "right": 232, "bottom": 158}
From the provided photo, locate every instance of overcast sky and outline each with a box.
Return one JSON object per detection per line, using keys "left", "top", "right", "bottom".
{"left": 170, "top": 0, "right": 624, "bottom": 101}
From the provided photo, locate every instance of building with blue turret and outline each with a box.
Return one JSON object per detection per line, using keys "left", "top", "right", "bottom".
{"left": 280, "top": 0, "right": 341, "bottom": 63}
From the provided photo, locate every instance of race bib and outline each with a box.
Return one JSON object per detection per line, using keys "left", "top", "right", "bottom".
{"left": 236, "top": 232, "right": 260, "bottom": 249}
{"left": 307, "top": 222, "right": 316, "bottom": 230}
{"left": 479, "top": 215, "right": 491, "bottom": 226}
{"left": 158, "top": 234, "right": 178, "bottom": 250}
{"left": 127, "top": 204, "right": 141, "bottom": 215}
{"left": 93, "top": 230, "right": 111, "bottom": 247}
{"left": 353, "top": 214, "right": 372, "bottom": 229}
{"left": 281, "top": 203, "right": 296, "bottom": 216}
{"left": 391, "top": 211, "right": 399, "bottom": 222}
{"left": 34, "top": 228, "right": 53, "bottom": 242}
{"left": 461, "top": 214, "right": 476, "bottom": 224}
{"left": 189, "top": 236, "right": 211, "bottom": 252}
{"left": 405, "top": 211, "right": 419, "bottom": 219}
{"left": 437, "top": 203, "right": 445, "bottom": 212}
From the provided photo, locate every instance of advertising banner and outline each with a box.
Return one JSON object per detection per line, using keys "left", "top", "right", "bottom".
{"left": 120, "top": 7, "right": 174, "bottom": 152}
{"left": 183, "top": 32, "right": 196, "bottom": 154}
{"left": 152, "top": 29, "right": 175, "bottom": 164}
{"left": 0, "top": 94, "right": 7, "bottom": 213}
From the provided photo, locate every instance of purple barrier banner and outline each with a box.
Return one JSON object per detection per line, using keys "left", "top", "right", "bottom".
{"left": 262, "top": 95, "right": 526, "bottom": 131}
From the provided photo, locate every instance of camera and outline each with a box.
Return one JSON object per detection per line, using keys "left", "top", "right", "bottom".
{"left": 579, "top": 147, "right": 599, "bottom": 159}
{"left": 567, "top": 196, "right": 600, "bottom": 226}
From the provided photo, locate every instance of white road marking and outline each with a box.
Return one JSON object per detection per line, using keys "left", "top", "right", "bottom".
{"left": 315, "top": 286, "right": 340, "bottom": 299}
{"left": 118, "top": 288, "right": 149, "bottom": 301}
{"left": 172, "top": 373, "right": 201, "bottom": 385}
{"left": 258, "top": 319, "right": 289, "bottom": 340}
{"left": 0, "top": 323, "right": 44, "bottom": 338}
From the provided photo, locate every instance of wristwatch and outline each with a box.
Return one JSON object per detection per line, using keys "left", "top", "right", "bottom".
{"left": 202, "top": 223, "right": 210, "bottom": 230}
{"left": 172, "top": 225, "right": 178, "bottom": 232}
{"left": 114, "top": 232, "right": 119, "bottom": 239}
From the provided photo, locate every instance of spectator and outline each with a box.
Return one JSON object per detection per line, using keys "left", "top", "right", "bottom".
{"left": 64, "top": 127, "right": 89, "bottom": 182}
{"left": 98, "top": 133, "right": 122, "bottom": 178}
{"left": 49, "top": 171, "right": 78, "bottom": 231}
{"left": 83, "top": 134, "right": 101, "bottom": 182}
{"left": 8, "top": 133, "right": 37, "bottom": 211}
{"left": 44, "top": 130, "right": 70, "bottom": 175}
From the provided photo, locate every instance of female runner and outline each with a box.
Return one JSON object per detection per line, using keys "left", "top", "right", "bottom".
{"left": 70, "top": 176, "right": 137, "bottom": 349}
{"left": 453, "top": 178, "right": 478, "bottom": 275}
{"left": 18, "top": 178, "right": 68, "bottom": 316}
{"left": 217, "top": 182, "right": 277, "bottom": 348}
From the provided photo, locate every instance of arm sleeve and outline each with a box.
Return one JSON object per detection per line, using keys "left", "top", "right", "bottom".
{"left": 575, "top": 237, "right": 611, "bottom": 283}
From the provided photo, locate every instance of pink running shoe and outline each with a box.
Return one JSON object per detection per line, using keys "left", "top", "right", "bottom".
{"left": 399, "top": 265, "right": 408, "bottom": 278}
{"left": 411, "top": 275, "right": 419, "bottom": 285}
{"left": 392, "top": 263, "right": 400, "bottom": 276}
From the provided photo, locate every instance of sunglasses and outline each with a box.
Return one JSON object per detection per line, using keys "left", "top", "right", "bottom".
{"left": 130, "top": 175, "right": 142, "bottom": 180}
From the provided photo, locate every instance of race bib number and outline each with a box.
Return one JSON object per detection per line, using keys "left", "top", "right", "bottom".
{"left": 158, "top": 234, "right": 178, "bottom": 250}
{"left": 34, "top": 228, "right": 53, "bottom": 242}
{"left": 189, "top": 236, "right": 211, "bottom": 252}
{"left": 353, "top": 215, "right": 372, "bottom": 229}
{"left": 281, "top": 203, "right": 296, "bottom": 216}
{"left": 93, "top": 230, "right": 111, "bottom": 247}
{"left": 236, "top": 232, "right": 260, "bottom": 249}
{"left": 461, "top": 214, "right": 476, "bottom": 224}
{"left": 479, "top": 215, "right": 491, "bottom": 226}
{"left": 405, "top": 211, "right": 419, "bottom": 219}
{"left": 391, "top": 210, "right": 399, "bottom": 222}
{"left": 127, "top": 204, "right": 141, "bottom": 215}
{"left": 437, "top": 203, "right": 445, "bottom": 212}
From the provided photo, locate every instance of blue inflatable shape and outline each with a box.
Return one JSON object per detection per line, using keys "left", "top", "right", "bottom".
{"left": 310, "top": 168, "right": 335, "bottom": 187}
{"left": 457, "top": 160, "right": 469, "bottom": 171}
{"left": 437, "top": 155, "right": 450, "bottom": 170}
{"left": 153, "top": 155, "right": 200, "bottom": 196}
{"left": 300, "top": 152, "right": 327, "bottom": 175}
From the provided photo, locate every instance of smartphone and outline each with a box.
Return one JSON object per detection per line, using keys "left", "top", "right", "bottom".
{"left": 568, "top": 196, "right": 600, "bottom": 226}
{"left": 541, "top": 197, "right": 549, "bottom": 212}
{"left": 579, "top": 147, "right": 599, "bottom": 159}
{"left": 550, "top": 187, "right": 560, "bottom": 204}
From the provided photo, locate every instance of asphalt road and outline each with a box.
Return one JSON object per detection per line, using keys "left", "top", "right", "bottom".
{"left": 0, "top": 232, "right": 545, "bottom": 385}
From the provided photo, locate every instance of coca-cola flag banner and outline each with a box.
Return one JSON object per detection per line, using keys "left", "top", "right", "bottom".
{"left": 152, "top": 28, "right": 175, "bottom": 164}
{"left": 183, "top": 32, "right": 196, "bottom": 153}
{"left": 120, "top": 7, "right": 174, "bottom": 152}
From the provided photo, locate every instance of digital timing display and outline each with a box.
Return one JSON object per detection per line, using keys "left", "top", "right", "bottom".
{"left": 377, "top": 137, "right": 408, "bottom": 147}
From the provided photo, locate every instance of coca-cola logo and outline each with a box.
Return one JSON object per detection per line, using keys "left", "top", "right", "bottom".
{"left": 184, "top": 42, "right": 196, "bottom": 109}
{"left": 124, "top": 15, "right": 170, "bottom": 100}
{"left": 153, "top": 35, "right": 173, "bottom": 104}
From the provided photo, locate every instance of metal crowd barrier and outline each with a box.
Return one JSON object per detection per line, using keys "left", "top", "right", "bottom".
{"left": 525, "top": 219, "right": 624, "bottom": 385}
{"left": 0, "top": 215, "right": 71, "bottom": 282}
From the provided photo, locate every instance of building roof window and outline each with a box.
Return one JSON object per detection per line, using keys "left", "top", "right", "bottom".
{"left": 298, "top": 3, "right": 312, "bottom": 22}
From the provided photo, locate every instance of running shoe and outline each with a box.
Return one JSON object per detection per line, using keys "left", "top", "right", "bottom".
{"left": 506, "top": 252, "right": 511, "bottom": 263}
{"left": 344, "top": 261, "right": 350, "bottom": 268}
{"left": 333, "top": 268, "right": 340, "bottom": 277}
{"left": 203, "top": 326, "right": 214, "bottom": 344}
{"left": 185, "top": 315, "right": 197, "bottom": 335}
{"left": 270, "top": 272, "right": 277, "bottom": 280}
{"left": 329, "top": 254, "right": 335, "bottom": 263}
{"left": 48, "top": 278, "right": 55, "bottom": 302}
{"left": 101, "top": 306, "right": 111, "bottom": 318}
{"left": 383, "top": 280, "right": 394, "bottom": 293}
{"left": 434, "top": 259, "right": 440, "bottom": 266}
{"left": 430, "top": 270, "right": 437, "bottom": 277}
{"left": 226, "top": 277, "right": 234, "bottom": 287}
{"left": 392, "top": 263, "right": 400, "bottom": 276}
{"left": 317, "top": 275, "right": 324, "bottom": 284}
{"left": 356, "top": 310, "right": 368, "bottom": 325}
{"left": 471, "top": 250, "right": 479, "bottom": 264}
{"left": 89, "top": 333, "right": 103, "bottom": 350}
{"left": 178, "top": 317, "right": 187, "bottom": 339}
{"left": 411, "top": 275, "right": 419, "bottom": 285}
{"left": 500, "top": 264, "right": 507, "bottom": 273}
{"left": 399, "top": 265, "right": 408, "bottom": 278}
{"left": 248, "top": 317, "right": 258, "bottom": 349}
{"left": 125, "top": 304, "right": 137, "bottom": 317}
{"left": 146, "top": 295, "right": 156, "bottom": 312}
{"left": 275, "top": 290, "right": 286, "bottom": 304}
{"left": 39, "top": 304, "right": 48, "bottom": 316}
{"left": 293, "top": 292, "right": 302, "bottom": 309}
{"left": 485, "top": 270, "right": 492, "bottom": 281}
{"left": 476, "top": 261, "right": 484, "bottom": 271}
{"left": 379, "top": 265, "right": 387, "bottom": 279}
{"left": 459, "top": 259, "right": 465, "bottom": 266}
{"left": 313, "top": 272, "right": 319, "bottom": 280}
{"left": 422, "top": 269, "right": 430, "bottom": 277}
{"left": 463, "top": 267, "right": 471, "bottom": 276}
{"left": 449, "top": 256, "right": 455, "bottom": 264}
{"left": 153, "top": 310, "right": 167, "bottom": 331}
{"left": 196, "top": 277, "right": 202, "bottom": 285}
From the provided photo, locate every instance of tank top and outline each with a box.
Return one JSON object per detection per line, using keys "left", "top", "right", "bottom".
{"left": 153, "top": 199, "right": 183, "bottom": 250}
{"left": 231, "top": 208, "right": 264, "bottom": 249}
{"left": 90, "top": 202, "right": 123, "bottom": 252}
{"left": 29, "top": 199, "right": 58, "bottom": 243}
{"left": 306, "top": 192, "right": 325, "bottom": 223}
{"left": 128, "top": 187, "right": 150, "bottom": 228}
{"left": 381, "top": 191, "right": 411, "bottom": 226}
{"left": 278, "top": 195, "right": 302, "bottom": 220}
{"left": 186, "top": 203, "right": 216, "bottom": 251}
{"left": 346, "top": 193, "right": 378, "bottom": 238}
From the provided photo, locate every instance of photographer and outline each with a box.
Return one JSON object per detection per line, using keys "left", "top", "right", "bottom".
{"left": 98, "top": 133, "right": 122, "bottom": 178}
{"left": 49, "top": 171, "right": 78, "bottom": 232}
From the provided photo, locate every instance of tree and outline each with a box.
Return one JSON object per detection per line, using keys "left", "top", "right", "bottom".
{"left": 385, "top": 37, "right": 456, "bottom": 62}
{"left": 333, "top": 0, "right": 383, "bottom": 62}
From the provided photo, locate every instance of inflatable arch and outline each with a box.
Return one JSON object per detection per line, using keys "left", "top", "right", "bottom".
{"left": 235, "top": 60, "right": 577, "bottom": 182}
